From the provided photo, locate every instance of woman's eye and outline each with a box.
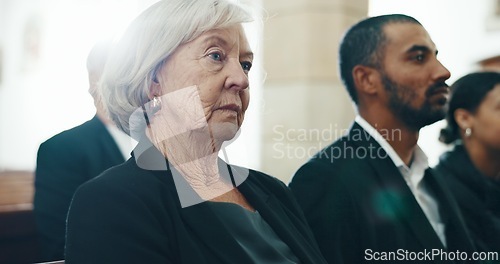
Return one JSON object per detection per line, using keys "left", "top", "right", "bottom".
{"left": 241, "top": 61, "right": 252, "bottom": 73}
{"left": 208, "top": 52, "right": 223, "bottom": 61}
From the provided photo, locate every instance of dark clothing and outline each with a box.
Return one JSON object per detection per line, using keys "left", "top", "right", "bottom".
{"left": 34, "top": 115, "right": 125, "bottom": 261}
{"left": 208, "top": 202, "right": 300, "bottom": 263}
{"left": 65, "top": 141, "right": 326, "bottom": 264}
{"left": 289, "top": 123, "right": 476, "bottom": 263}
{"left": 434, "top": 144, "right": 500, "bottom": 253}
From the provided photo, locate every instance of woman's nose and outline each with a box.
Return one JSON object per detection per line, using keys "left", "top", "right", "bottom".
{"left": 225, "top": 60, "right": 249, "bottom": 91}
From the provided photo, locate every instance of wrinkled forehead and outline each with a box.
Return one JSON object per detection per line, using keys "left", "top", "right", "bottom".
{"left": 198, "top": 25, "right": 252, "bottom": 55}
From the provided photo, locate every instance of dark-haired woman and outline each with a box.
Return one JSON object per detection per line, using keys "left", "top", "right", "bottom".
{"left": 435, "top": 71, "right": 500, "bottom": 252}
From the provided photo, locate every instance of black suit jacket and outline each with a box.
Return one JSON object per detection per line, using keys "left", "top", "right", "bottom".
{"left": 65, "top": 141, "right": 327, "bottom": 264}
{"left": 34, "top": 115, "right": 125, "bottom": 261}
{"left": 289, "top": 123, "right": 476, "bottom": 263}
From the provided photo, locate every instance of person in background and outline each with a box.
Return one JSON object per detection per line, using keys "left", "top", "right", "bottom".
{"left": 435, "top": 71, "right": 500, "bottom": 252}
{"left": 289, "top": 14, "right": 476, "bottom": 263}
{"left": 64, "top": 0, "right": 327, "bottom": 263}
{"left": 34, "top": 42, "right": 131, "bottom": 261}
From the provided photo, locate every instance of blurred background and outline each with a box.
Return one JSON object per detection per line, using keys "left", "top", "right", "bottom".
{"left": 1, "top": 0, "right": 500, "bottom": 180}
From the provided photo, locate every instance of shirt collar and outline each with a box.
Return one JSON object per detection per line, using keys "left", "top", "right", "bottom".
{"left": 355, "top": 115, "right": 405, "bottom": 167}
{"left": 410, "top": 146, "right": 429, "bottom": 187}
{"left": 355, "top": 115, "right": 429, "bottom": 185}
{"left": 105, "top": 123, "right": 137, "bottom": 159}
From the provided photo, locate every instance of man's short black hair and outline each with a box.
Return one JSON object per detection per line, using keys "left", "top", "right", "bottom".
{"left": 338, "top": 14, "right": 421, "bottom": 104}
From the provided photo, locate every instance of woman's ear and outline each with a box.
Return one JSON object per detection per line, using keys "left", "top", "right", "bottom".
{"left": 148, "top": 74, "right": 162, "bottom": 100}
{"left": 454, "top": 108, "right": 474, "bottom": 130}
{"left": 352, "top": 65, "right": 380, "bottom": 96}
{"left": 148, "top": 61, "right": 165, "bottom": 99}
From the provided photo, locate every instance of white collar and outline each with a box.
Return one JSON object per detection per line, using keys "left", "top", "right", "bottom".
{"left": 105, "top": 123, "right": 137, "bottom": 159}
{"left": 354, "top": 115, "right": 429, "bottom": 185}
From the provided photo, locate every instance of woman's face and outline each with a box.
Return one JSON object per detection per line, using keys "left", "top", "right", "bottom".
{"left": 470, "top": 84, "right": 500, "bottom": 151}
{"left": 155, "top": 25, "right": 252, "bottom": 142}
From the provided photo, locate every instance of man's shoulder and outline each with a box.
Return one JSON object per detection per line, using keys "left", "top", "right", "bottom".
{"left": 309, "top": 134, "right": 372, "bottom": 164}
{"left": 292, "top": 132, "right": 389, "bottom": 186}
{"left": 40, "top": 117, "right": 104, "bottom": 150}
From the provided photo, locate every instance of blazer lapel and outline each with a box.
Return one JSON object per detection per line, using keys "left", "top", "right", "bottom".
{"left": 180, "top": 202, "right": 255, "bottom": 263}
{"left": 156, "top": 162, "right": 254, "bottom": 263}
{"left": 350, "top": 124, "right": 445, "bottom": 253}
{"left": 373, "top": 160, "right": 446, "bottom": 250}
{"left": 239, "top": 176, "right": 321, "bottom": 264}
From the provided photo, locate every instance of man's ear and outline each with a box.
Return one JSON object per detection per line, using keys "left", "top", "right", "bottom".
{"left": 352, "top": 65, "right": 380, "bottom": 96}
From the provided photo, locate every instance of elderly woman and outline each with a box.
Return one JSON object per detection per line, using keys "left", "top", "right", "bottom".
{"left": 435, "top": 71, "right": 500, "bottom": 252}
{"left": 64, "top": 0, "right": 327, "bottom": 263}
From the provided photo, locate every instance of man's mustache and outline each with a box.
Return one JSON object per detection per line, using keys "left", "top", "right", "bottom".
{"left": 426, "top": 82, "right": 449, "bottom": 97}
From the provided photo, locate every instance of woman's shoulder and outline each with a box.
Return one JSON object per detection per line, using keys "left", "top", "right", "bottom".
{"left": 435, "top": 145, "right": 467, "bottom": 175}
{"left": 241, "top": 168, "right": 298, "bottom": 206}
{"left": 435, "top": 145, "right": 482, "bottom": 181}
{"left": 241, "top": 168, "right": 313, "bottom": 230}
{"left": 75, "top": 158, "right": 176, "bottom": 206}
{"left": 66, "top": 158, "right": 178, "bottom": 263}
{"left": 246, "top": 168, "right": 288, "bottom": 190}
{"left": 85, "top": 158, "right": 152, "bottom": 185}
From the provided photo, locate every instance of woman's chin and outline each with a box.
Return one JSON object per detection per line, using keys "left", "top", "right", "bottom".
{"left": 209, "top": 122, "right": 240, "bottom": 143}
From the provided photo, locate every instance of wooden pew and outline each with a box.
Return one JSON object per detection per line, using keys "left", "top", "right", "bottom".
{"left": 0, "top": 170, "right": 41, "bottom": 263}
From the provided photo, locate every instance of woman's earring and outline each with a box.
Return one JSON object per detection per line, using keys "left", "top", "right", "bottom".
{"left": 465, "top": 127, "right": 472, "bottom": 137}
{"left": 149, "top": 96, "right": 162, "bottom": 115}
{"left": 152, "top": 96, "right": 161, "bottom": 109}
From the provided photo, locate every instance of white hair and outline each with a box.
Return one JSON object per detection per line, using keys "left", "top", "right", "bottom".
{"left": 86, "top": 41, "right": 111, "bottom": 75}
{"left": 100, "top": 0, "right": 253, "bottom": 138}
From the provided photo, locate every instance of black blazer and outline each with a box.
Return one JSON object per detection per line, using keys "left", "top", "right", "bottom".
{"left": 289, "top": 123, "right": 476, "bottom": 263}
{"left": 434, "top": 144, "right": 500, "bottom": 253}
{"left": 65, "top": 141, "right": 327, "bottom": 264}
{"left": 34, "top": 115, "right": 125, "bottom": 261}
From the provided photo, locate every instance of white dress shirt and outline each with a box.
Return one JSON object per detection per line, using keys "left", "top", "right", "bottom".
{"left": 355, "top": 116, "right": 447, "bottom": 247}
{"left": 106, "top": 124, "right": 137, "bottom": 159}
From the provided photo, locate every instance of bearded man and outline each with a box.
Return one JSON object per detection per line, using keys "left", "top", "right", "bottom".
{"left": 289, "top": 14, "right": 477, "bottom": 264}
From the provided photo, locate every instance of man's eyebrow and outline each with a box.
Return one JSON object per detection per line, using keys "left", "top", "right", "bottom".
{"left": 406, "top": 45, "right": 438, "bottom": 55}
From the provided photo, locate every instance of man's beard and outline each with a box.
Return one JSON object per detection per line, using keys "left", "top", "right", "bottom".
{"left": 381, "top": 73, "right": 448, "bottom": 131}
